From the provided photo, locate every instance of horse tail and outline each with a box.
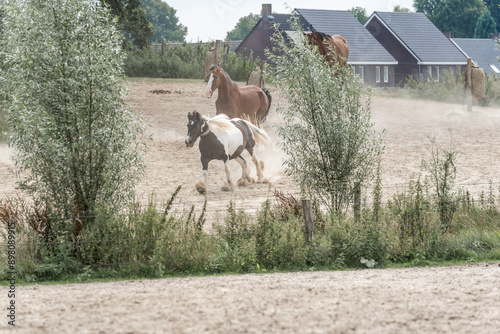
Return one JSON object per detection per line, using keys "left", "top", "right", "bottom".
{"left": 261, "top": 88, "right": 272, "bottom": 123}
{"left": 246, "top": 121, "right": 272, "bottom": 149}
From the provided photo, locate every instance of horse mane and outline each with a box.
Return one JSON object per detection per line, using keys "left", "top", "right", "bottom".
{"left": 313, "top": 31, "right": 333, "bottom": 42}
{"left": 220, "top": 68, "right": 238, "bottom": 88}
{"left": 203, "top": 114, "right": 235, "bottom": 133}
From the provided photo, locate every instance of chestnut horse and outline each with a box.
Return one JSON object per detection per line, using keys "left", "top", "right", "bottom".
{"left": 205, "top": 66, "right": 271, "bottom": 125}
{"left": 304, "top": 31, "right": 349, "bottom": 67}
{"left": 185, "top": 111, "right": 271, "bottom": 194}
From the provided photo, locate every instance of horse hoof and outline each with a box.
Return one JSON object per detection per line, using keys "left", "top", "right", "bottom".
{"left": 258, "top": 177, "right": 270, "bottom": 184}
{"left": 237, "top": 178, "right": 246, "bottom": 186}
{"left": 221, "top": 184, "right": 233, "bottom": 192}
{"left": 196, "top": 182, "right": 207, "bottom": 194}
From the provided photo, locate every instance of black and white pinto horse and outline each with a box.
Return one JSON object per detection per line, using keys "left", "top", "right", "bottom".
{"left": 185, "top": 111, "right": 271, "bottom": 194}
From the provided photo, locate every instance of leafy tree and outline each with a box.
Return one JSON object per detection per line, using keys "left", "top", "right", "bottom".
{"left": 140, "top": 0, "right": 187, "bottom": 42}
{"left": 1, "top": 0, "right": 146, "bottom": 241}
{"left": 101, "top": 0, "right": 152, "bottom": 48}
{"left": 484, "top": 0, "right": 500, "bottom": 32}
{"left": 349, "top": 6, "right": 368, "bottom": 24}
{"left": 226, "top": 13, "right": 260, "bottom": 41}
{"left": 393, "top": 5, "right": 411, "bottom": 12}
{"left": 474, "top": 10, "right": 498, "bottom": 38}
{"left": 266, "top": 18, "right": 384, "bottom": 214}
{"left": 414, "top": 0, "right": 486, "bottom": 37}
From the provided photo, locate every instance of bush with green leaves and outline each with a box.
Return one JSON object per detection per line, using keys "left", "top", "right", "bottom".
{"left": 266, "top": 18, "right": 384, "bottom": 214}
{"left": 124, "top": 43, "right": 259, "bottom": 81}
{"left": 1, "top": 0, "right": 146, "bottom": 248}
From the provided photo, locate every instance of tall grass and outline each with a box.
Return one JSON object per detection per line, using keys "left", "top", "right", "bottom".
{"left": 400, "top": 69, "right": 500, "bottom": 107}
{"left": 1, "top": 174, "right": 500, "bottom": 283}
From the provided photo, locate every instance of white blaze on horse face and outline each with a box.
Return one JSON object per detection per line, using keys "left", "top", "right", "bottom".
{"left": 205, "top": 74, "right": 214, "bottom": 98}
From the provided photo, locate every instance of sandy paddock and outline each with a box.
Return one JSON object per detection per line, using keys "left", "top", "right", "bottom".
{"left": 2, "top": 80, "right": 500, "bottom": 222}
{"left": 12, "top": 262, "right": 500, "bottom": 333}
{"left": 2, "top": 80, "right": 500, "bottom": 332}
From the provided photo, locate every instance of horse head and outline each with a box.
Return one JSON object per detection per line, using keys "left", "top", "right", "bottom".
{"left": 304, "top": 31, "right": 322, "bottom": 46}
{"left": 205, "top": 65, "right": 222, "bottom": 98}
{"left": 185, "top": 111, "right": 207, "bottom": 147}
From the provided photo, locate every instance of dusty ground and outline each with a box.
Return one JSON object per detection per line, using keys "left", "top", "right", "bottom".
{"left": 3, "top": 79, "right": 500, "bottom": 224}
{"left": 11, "top": 262, "right": 500, "bottom": 333}
{"left": 2, "top": 80, "right": 500, "bottom": 333}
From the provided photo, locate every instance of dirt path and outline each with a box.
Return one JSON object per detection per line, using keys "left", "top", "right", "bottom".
{"left": 13, "top": 262, "right": 500, "bottom": 333}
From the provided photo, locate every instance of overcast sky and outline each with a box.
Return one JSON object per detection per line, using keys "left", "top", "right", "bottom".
{"left": 165, "top": 0, "right": 415, "bottom": 42}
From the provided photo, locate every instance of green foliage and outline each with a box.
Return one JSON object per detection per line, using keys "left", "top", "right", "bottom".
{"left": 226, "top": 13, "right": 260, "bottom": 41}
{"left": 483, "top": 0, "right": 500, "bottom": 33}
{"left": 101, "top": 0, "right": 153, "bottom": 49}
{"left": 401, "top": 68, "right": 466, "bottom": 103}
{"left": 221, "top": 50, "right": 260, "bottom": 82}
{"left": 1, "top": 0, "right": 146, "bottom": 245}
{"left": 393, "top": 5, "right": 411, "bottom": 12}
{"left": 474, "top": 10, "right": 497, "bottom": 38}
{"left": 125, "top": 42, "right": 210, "bottom": 78}
{"left": 2, "top": 178, "right": 500, "bottom": 282}
{"left": 140, "top": 0, "right": 187, "bottom": 42}
{"left": 124, "top": 43, "right": 259, "bottom": 81}
{"left": 349, "top": 7, "right": 368, "bottom": 24}
{"left": 422, "top": 138, "right": 458, "bottom": 233}
{"left": 266, "top": 17, "right": 384, "bottom": 214}
{"left": 414, "top": 0, "right": 486, "bottom": 37}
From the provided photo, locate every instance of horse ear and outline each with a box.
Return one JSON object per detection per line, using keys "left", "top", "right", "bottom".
{"left": 193, "top": 111, "right": 201, "bottom": 120}
{"left": 188, "top": 111, "right": 192, "bottom": 119}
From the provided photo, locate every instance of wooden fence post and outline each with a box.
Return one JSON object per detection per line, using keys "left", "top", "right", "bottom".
{"left": 161, "top": 40, "right": 166, "bottom": 57}
{"left": 466, "top": 57, "right": 472, "bottom": 112}
{"left": 302, "top": 199, "right": 314, "bottom": 243}
{"left": 354, "top": 182, "right": 361, "bottom": 222}
{"left": 215, "top": 40, "right": 221, "bottom": 66}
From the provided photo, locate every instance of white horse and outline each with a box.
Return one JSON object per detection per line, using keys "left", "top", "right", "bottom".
{"left": 185, "top": 111, "right": 271, "bottom": 194}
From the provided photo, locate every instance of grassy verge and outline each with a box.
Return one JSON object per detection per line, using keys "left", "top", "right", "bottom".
{"left": 1, "top": 183, "right": 499, "bottom": 285}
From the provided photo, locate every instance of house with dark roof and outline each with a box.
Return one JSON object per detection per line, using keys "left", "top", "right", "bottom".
{"left": 451, "top": 38, "right": 500, "bottom": 76}
{"left": 364, "top": 12, "right": 467, "bottom": 85}
{"left": 235, "top": 4, "right": 398, "bottom": 87}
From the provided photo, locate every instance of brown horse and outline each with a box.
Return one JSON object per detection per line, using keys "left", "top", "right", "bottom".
{"left": 304, "top": 31, "right": 349, "bottom": 67}
{"left": 205, "top": 66, "right": 271, "bottom": 125}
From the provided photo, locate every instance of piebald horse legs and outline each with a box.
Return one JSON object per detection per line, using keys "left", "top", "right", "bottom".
{"left": 195, "top": 154, "right": 266, "bottom": 194}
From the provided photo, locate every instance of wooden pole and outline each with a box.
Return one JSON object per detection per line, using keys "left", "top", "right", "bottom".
{"left": 302, "top": 199, "right": 314, "bottom": 243}
{"left": 215, "top": 40, "right": 221, "bottom": 66}
{"left": 354, "top": 182, "right": 361, "bottom": 222}
{"left": 466, "top": 57, "right": 472, "bottom": 112}
{"left": 161, "top": 40, "right": 166, "bottom": 57}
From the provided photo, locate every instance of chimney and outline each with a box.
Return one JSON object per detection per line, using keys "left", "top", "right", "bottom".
{"left": 490, "top": 32, "right": 500, "bottom": 40}
{"left": 443, "top": 31, "right": 451, "bottom": 39}
{"left": 262, "top": 4, "right": 272, "bottom": 18}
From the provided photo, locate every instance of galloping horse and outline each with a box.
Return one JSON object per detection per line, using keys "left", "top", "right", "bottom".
{"left": 304, "top": 31, "right": 349, "bottom": 67}
{"left": 185, "top": 111, "right": 271, "bottom": 194}
{"left": 205, "top": 66, "right": 272, "bottom": 125}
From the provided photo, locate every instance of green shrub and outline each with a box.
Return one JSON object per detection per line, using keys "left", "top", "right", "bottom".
{"left": 124, "top": 42, "right": 259, "bottom": 81}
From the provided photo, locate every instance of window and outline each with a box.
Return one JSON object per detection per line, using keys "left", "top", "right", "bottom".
{"left": 383, "top": 66, "right": 389, "bottom": 83}
{"left": 427, "top": 66, "right": 432, "bottom": 82}
{"left": 358, "top": 66, "right": 364, "bottom": 83}
{"left": 375, "top": 66, "right": 380, "bottom": 83}
{"left": 435, "top": 66, "right": 440, "bottom": 82}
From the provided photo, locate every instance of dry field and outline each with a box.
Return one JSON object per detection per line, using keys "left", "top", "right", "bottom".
{"left": 2, "top": 79, "right": 500, "bottom": 333}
